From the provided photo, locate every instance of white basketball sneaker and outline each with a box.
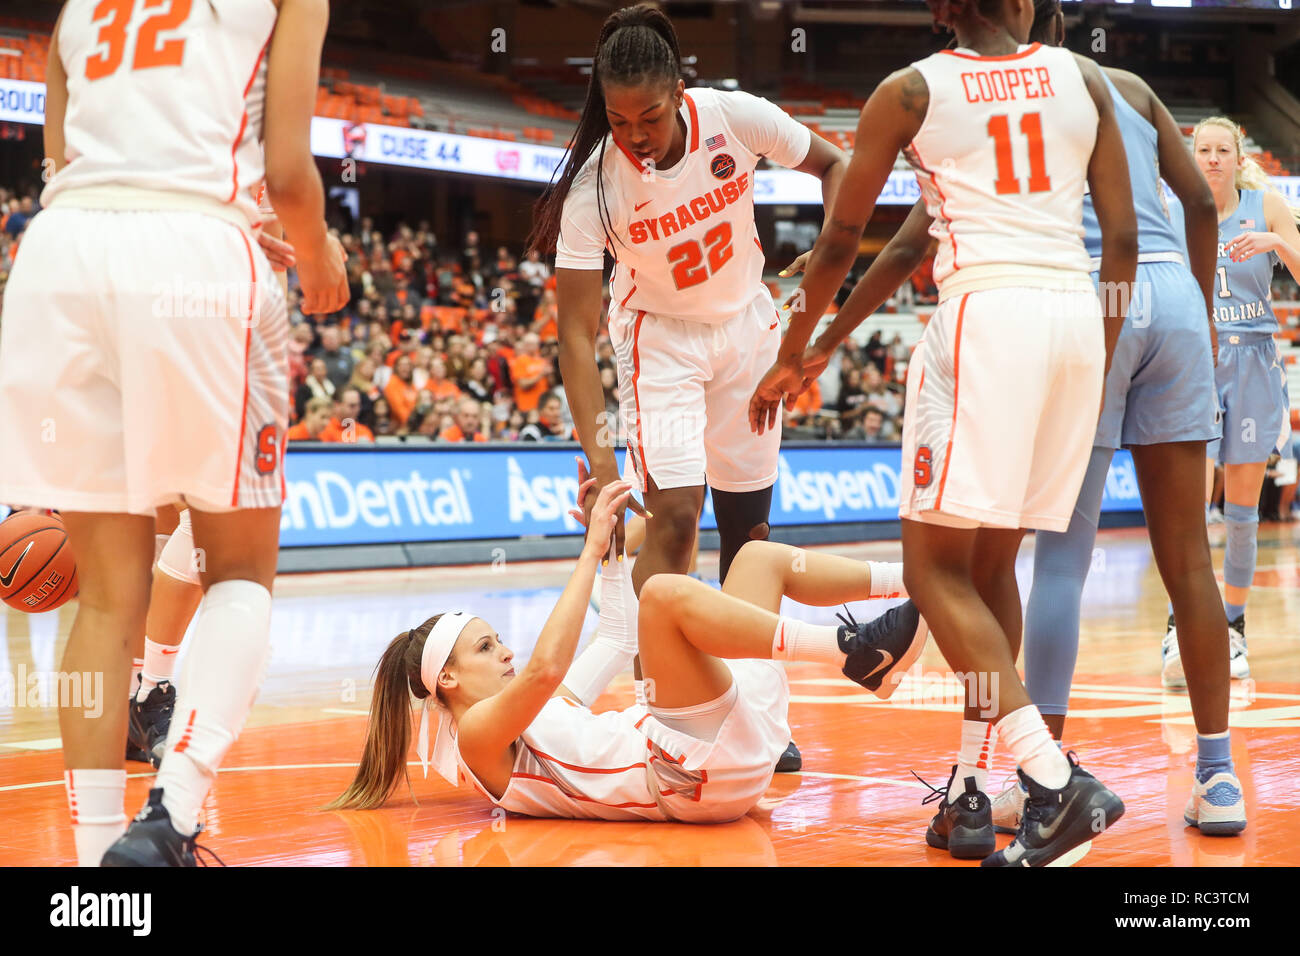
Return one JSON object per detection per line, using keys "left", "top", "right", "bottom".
{"left": 1161, "top": 615, "right": 1186, "bottom": 690}
{"left": 1185, "top": 771, "right": 1247, "bottom": 835}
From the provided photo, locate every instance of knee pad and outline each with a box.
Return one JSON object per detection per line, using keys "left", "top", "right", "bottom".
{"left": 1222, "top": 502, "right": 1259, "bottom": 589}
{"left": 157, "top": 509, "right": 202, "bottom": 586}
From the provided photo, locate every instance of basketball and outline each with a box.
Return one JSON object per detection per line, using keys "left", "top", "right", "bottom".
{"left": 0, "top": 511, "right": 79, "bottom": 613}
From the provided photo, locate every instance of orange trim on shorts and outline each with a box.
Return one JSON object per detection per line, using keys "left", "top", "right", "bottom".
{"left": 227, "top": 39, "right": 271, "bottom": 204}
{"left": 231, "top": 230, "right": 257, "bottom": 507}
{"left": 933, "top": 293, "right": 969, "bottom": 512}
{"left": 630, "top": 309, "right": 649, "bottom": 488}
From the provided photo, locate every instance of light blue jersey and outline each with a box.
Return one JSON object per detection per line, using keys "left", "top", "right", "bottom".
{"left": 1082, "top": 72, "right": 1182, "bottom": 259}
{"left": 1213, "top": 188, "right": 1279, "bottom": 335}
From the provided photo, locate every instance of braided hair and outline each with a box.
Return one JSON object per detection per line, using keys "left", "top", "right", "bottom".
{"left": 527, "top": 4, "right": 682, "bottom": 256}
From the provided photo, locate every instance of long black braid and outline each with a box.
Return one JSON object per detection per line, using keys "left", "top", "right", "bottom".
{"left": 527, "top": 3, "right": 682, "bottom": 257}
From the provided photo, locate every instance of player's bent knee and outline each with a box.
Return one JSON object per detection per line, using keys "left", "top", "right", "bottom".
{"left": 639, "top": 572, "right": 682, "bottom": 612}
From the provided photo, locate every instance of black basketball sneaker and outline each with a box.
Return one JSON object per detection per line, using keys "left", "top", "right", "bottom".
{"left": 836, "top": 600, "right": 929, "bottom": 699}
{"left": 101, "top": 789, "right": 223, "bottom": 867}
{"left": 917, "top": 766, "right": 995, "bottom": 859}
{"left": 125, "top": 678, "right": 175, "bottom": 769}
{"left": 775, "top": 740, "right": 802, "bottom": 773}
{"left": 981, "top": 752, "right": 1124, "bottom": 867}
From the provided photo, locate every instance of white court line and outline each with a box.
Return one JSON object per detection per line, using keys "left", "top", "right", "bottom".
{"left": 0, "top": 737, "right": 62, "bottom": 751}
{"left": 795, "top": 771, "right": 928, "bottom": 791}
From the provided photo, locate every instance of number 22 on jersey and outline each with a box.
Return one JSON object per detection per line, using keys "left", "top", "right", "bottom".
{"left": 667, "top": 222, "right": 734, "bottom": 291}
{"left": 86, "top": 0, "right": 192, "bottom": 81}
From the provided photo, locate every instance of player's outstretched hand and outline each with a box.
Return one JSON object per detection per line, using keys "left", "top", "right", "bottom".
{"left": 581, "top": 478, "right": 634, "bottom": 565}
{"left": 567, "top": 456, "right": 647, "bottom": 559}
{"left": 777, "top": 250, "right": 812, "bottom": 310}
{"left": 799, "top": 343, "right": 831, "bottom": 393}
{"left": 749, "top": 358, "right": 804, "bottom": 436}
{"left": 298, "top": 233, "right": 350, "bottom": 315}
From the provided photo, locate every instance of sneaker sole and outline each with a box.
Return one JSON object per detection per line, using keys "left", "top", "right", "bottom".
{"left": 992, "top": 822, "right": 1019, "bottom": 835}
{"left": 984, "top": 788, "right": 1124, "bottom": 867}
{"left": 926, "top": 821, "right": 995, "bottom": 859}
{"left": 1045, "top": 840, "right": 1092, "bottom": 867}
{"left": 871, "top": 615, "right": 930, "bottom": 701}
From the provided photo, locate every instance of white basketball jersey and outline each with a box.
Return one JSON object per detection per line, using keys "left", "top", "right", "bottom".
{"left": 905, "top": 44, "right": 1097, "bottom": 299}
{"left": 456, "top": 696, "right": 672, "bottom": 822}
{"left": 555, "top": 88, "right": 811, "bottom": 325}
{"left": 44, "top": 0, "right": 276, "bottom": 229}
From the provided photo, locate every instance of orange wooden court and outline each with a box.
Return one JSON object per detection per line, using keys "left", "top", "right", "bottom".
{"left": 2, "top": 524, "right": 1297, "bottom": 867}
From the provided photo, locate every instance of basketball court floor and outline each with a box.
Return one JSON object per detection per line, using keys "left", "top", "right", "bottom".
{"left": 2, "top": 523, "right": 1297, "bottom": 866}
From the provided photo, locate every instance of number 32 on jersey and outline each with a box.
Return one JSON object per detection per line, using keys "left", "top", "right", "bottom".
{"left": 86, "top": 0, "right": 193, "bottom": 81}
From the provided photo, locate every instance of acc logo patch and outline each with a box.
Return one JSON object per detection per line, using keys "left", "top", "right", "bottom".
{"left": 710, "top": 153, "right": 736, "bottom": 180}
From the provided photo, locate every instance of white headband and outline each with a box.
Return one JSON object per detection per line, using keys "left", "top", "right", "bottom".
{"left": 415, "top": 611, "right": 474, "bottom": 786}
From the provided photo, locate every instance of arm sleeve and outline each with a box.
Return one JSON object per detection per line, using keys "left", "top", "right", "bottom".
{"left": 718, "top": 90, "right": 813, "bottom": 170}
{"left": 562, "top": 556, "right": 639, "bottom": 706}
{"left": 554, "top": 167, "right": 609, "bottom": 270}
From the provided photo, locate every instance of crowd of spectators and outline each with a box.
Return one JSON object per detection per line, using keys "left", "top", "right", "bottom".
{"left": 281, "top": 217, "right": 926, "bottom": 446}
{"left": 3, "top": 182, "right": 1297, "bottom": 451}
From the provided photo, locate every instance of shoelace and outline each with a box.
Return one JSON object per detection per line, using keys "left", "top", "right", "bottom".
{"left": 910, "top": 770, "right": 948, "bottom": 807}
{"left": 190, "top": 824, "right": 227, "bottom": 867}
{"left": 834, "top": 604, "right": 859, "bottom": 631}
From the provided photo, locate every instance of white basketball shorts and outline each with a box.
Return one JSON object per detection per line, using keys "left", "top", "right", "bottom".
{"left": 0, "top": 207, "right": 288, "bottom": 516}
{"left": 899, "top": 286, "right": 1104, "bottom": 533}
{"left": 608, "top": 289, "right": 782, "bottom": 494}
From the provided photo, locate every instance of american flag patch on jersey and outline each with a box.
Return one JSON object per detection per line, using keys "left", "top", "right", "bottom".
{"left": 1240, "top": 218, "right": 1256, "bottom": 230}
{"left": 706, "top": 133, "right": 726, "bottom": 151}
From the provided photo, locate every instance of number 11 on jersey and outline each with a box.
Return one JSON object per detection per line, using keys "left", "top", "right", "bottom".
{"left": 988, "top": 112, "right": 1051, "bottom": 196}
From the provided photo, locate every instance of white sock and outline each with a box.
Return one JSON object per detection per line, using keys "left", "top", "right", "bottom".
{"left": 950, "top": 720, "right": 996, "bottom": 801}
{"left": 156, "top": 580, "right": 273, "bottom": 835}
{"left": 771, "top": 616, "right": 844, "bottom": 666}
{"left": 138, "top": 636, "right": 181, "bottom": 699}
{"left": 65, "top": 769, "right": 126, "bottom": 866}
{"left": 867, "top": 561, "right": 904, "bottom": 599}
{"left": 996, "top": 705, "right": 1070, "bottom": 790}
{"left": 129, "top": 657, "right": 145, "bottom": 698}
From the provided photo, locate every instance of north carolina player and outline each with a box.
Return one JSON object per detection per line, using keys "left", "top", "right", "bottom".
{"left": 753, "top": 0, "right": 1138, "bottom": 866}
{"left": 0, "top": 0, "right": 348, "bottom": 866}
{"left": 1176, "top": 116, "right": 1300, "bottom": 677}
{"left": 329, "top": 477, "right": 929, "bottom": 819}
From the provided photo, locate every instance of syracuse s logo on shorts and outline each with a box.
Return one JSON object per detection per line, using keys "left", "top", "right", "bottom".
{"left": 710, "top": 154, "right": 736, "bottom": 180}
{"left": 914, "top": 445, "right": 934, "bottom": 488}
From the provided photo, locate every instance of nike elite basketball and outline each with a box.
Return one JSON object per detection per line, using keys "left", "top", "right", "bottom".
{"left": 0, "top": 511, "right": 79, "bottom": 612}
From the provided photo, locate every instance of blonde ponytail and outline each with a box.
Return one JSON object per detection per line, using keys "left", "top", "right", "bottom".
{"left": 1194, "top": 116, "right": 1300, "bottom": 224}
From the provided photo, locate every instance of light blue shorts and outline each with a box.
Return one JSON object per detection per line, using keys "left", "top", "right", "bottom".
{"left": 1093, "top": 261, "right": 1219, "bottom": 451}
{"left": 1206, "top": 332, "right": 1292, "bottom": 465}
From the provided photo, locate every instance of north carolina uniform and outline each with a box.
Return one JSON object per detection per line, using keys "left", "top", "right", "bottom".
{"left": 456, "top": 659, "right": 790, "bottom": 823}
{"left": 1082, "top": 72, "right": 1218, "bottom": 451}
{"left": 898, "top": 44, "right": 1105, "bottom": 532}
{"left": 0, "top": 0, "right": 287, "bottom": 515}
{"left": 555, "top": 88, "right": 811, "bottom": 493}
{"left": 1206, "top": 189, "right": 1291, "bottom": 464}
